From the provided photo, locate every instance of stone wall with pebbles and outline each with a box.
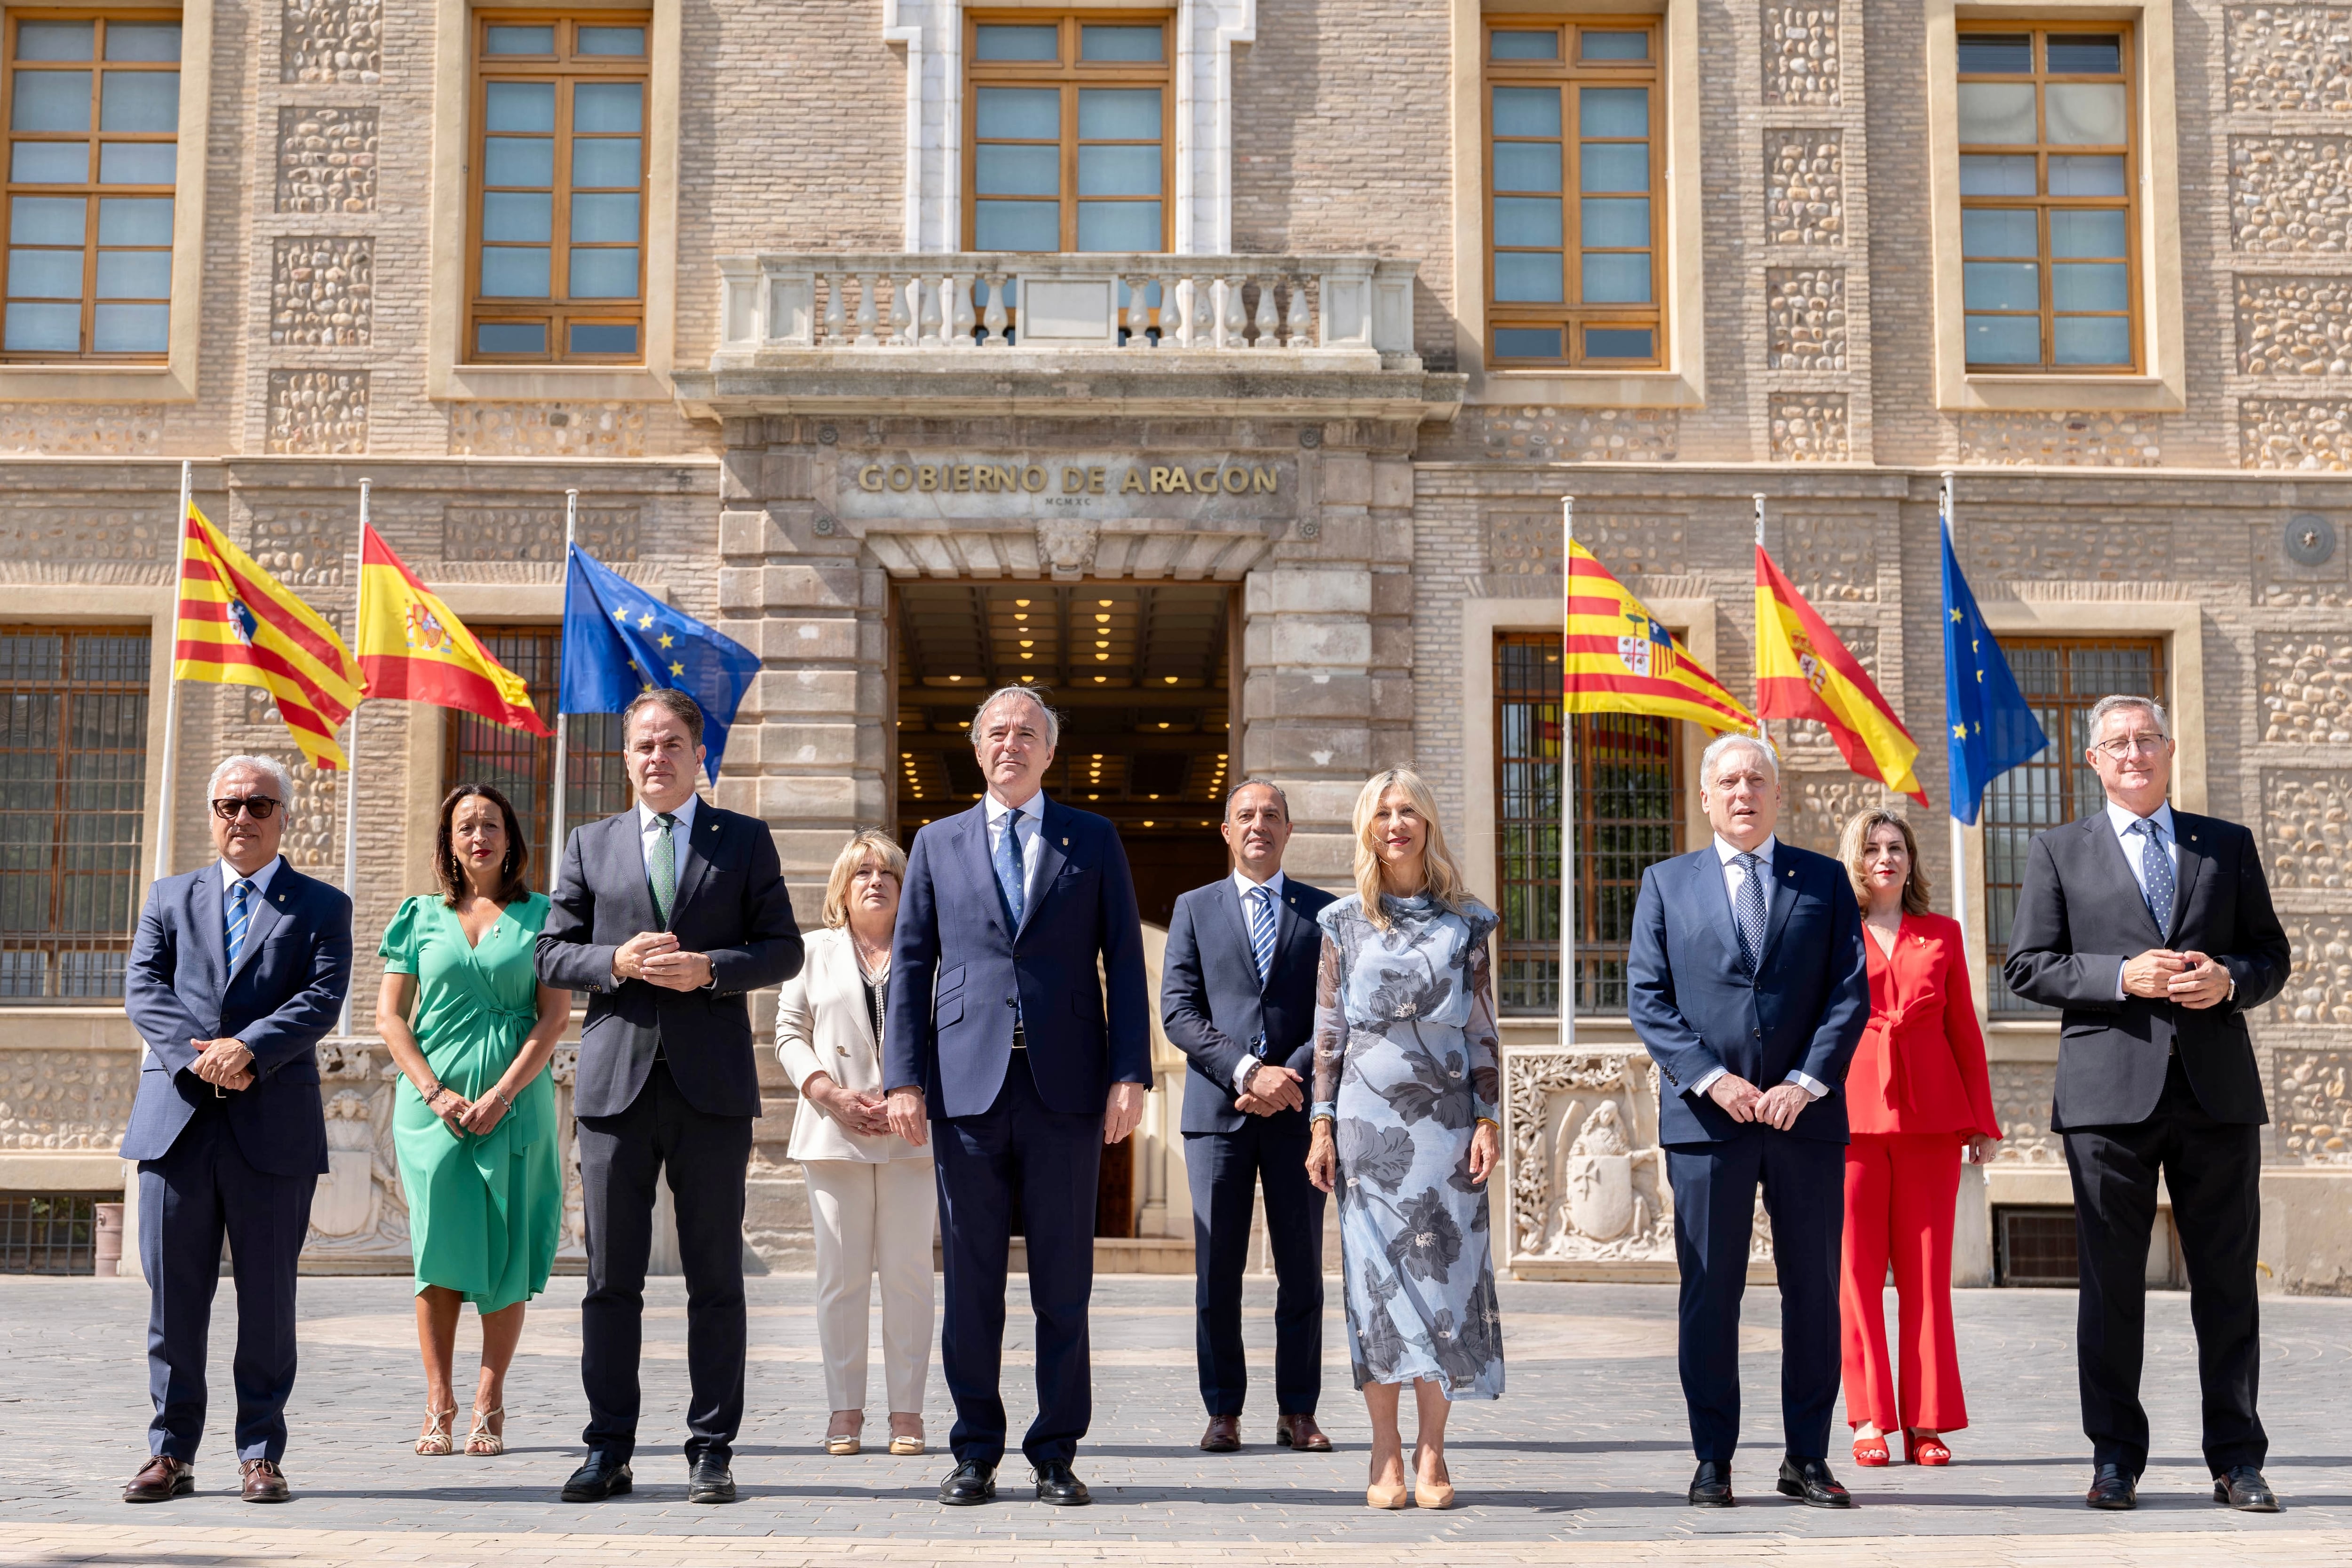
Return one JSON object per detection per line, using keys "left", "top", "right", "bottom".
{"left": 1765, "top": 129, "right": 1843, "bottom": 247}
{"left": 1766, "top": 269, "right": 1846, "bottom": 371}
{"left": 275, "top": 106, "right": 379, "bottom": 214}
{"left": 264, "top": 370, "right": 370, "bottom": 454}
{"left": 1767, "top": 393, "right": 1850, "bottom": 460}
{"left": 1762, "top": 3, "right": 1840, "bottom": 106}
{"left": 270, "top": 236, "right": 372, "bottom": 346}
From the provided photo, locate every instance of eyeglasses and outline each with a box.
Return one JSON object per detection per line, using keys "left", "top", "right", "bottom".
{"left": 211, "top": 796, "right": 282, "bottom": 821}
{"left": 2092, "top": 735, "right": 2167, "bottom": 759}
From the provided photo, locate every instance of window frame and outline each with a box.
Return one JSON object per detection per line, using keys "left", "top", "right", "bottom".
{"left": 1955, "top": 21, "right": 2140, "bottom": 376}
{"left": 960, "top": 9, "right": 1174, "bottom": 255}
{"left": 1481, "top": 15, "right": 1666, "bottom": 372}
{"left": 464, "top": 8, "right": 651, "bottom": 366}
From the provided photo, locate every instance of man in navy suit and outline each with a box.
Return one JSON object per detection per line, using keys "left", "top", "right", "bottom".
{"left": 537, "top": 688, "right": 803, "bottom": 1506}
{"left": 1626, "top": 733, "right": 1867, "bottom": 1510}
{"left": 884, "top": 686, "right": 1151, "bottom": 1508}
{"left": 1160, "top": 780, "right": 1335, "bottom": 1454}
{"left": 119, "top": 754, "right": 352, "bottom": 1504}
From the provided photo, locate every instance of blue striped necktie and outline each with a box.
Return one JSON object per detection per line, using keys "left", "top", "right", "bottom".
{"left": 2131, "top": 817, "right": 2175, "bottom": 934}
{"left": 994, "top": 810, "right": 1026, "bottom": 927}
{"left": 225, "top": 878, "right": 254, "bottom": 970}
{"left": 1247, "top": 883, "right": 1277, "bottom": 987}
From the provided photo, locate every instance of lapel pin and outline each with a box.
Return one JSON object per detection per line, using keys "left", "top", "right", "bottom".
{"left": 1061, "top": 837, "right": 1069, "bottom": 846}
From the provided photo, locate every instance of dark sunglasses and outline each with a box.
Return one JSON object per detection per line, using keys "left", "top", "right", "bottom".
{"left": 211, "top": 796, "right": 282, "bottom": 821}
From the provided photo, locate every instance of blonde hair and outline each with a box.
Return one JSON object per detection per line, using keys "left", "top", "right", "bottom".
{"left": 1837, "top": 808, "right": 1932, "bottom": 918}
{"left": 1352, "top": 768, "right": 1470, "bottom": 930}
{"left": 820, "top": 829, "right": 906, "bottom": 928}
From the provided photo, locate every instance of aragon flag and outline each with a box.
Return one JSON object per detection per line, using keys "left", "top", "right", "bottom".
{"left": 1755, "top": 544, "right": 1928, "bottom": 805}
{"left": 1565, "top": 540, "right": 1755, "bottom": 732}
{"left": 173, "top": 502, "right": 363, "bottom": 770}
{"left": 355, "top": 526, "right": 548, "bottom": 735}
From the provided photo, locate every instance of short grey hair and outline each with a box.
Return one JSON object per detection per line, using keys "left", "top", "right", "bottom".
{"left": 1700, "top": 732, "right": 1780, "bottom": 787}
{"left": 1224, "top": 778, "right": 1290, "bottom": 818}
{"left": 968, "top": 685, "right": 1059, "bottom": 749}
{"left": 2086, "top": 693, "right": 2168, "bottom": 742}
{"left": 207, "top": 753, "right": 294, "bottom": 801}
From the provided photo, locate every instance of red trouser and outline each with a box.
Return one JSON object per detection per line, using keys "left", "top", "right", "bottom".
{"left": 1840, "top": 1131, "right": 1968, "bottom": 1433}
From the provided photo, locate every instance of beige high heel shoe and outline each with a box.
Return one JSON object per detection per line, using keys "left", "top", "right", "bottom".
{"left": 465, "top": 1406, "right": 505, "bottom": 1457}
{"left": 1413, "top": 1443, "right": 1455, "bottom": 1510}
{"left": 824, "top": 1413, "right": 863, "bottom": 1456}
{"left": 1367, "top": 1450, "right": 1412, "bottom": 1509}
{"left": 414, "top": 1407, "right": 455, "bottom": 1457}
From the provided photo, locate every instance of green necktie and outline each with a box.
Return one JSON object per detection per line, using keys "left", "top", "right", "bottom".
{"left": 651, "top": 812, "right": 677, "bottom": 929}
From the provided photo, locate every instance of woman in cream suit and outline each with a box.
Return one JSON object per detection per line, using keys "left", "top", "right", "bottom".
{"left": 776, "top": 829, "right": 934, "bottom": 1457}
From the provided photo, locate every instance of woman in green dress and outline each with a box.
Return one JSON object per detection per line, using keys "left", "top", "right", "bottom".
{"left": 376, "top": 783, "right": 569, "bottom": 1457}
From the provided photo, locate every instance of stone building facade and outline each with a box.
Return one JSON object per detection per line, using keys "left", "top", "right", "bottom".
{"left": 3, "top": 0, "right": 2351, "bottom": 1293}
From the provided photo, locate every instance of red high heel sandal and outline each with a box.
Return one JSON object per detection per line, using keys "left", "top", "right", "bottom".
{"left": 1851, "top": 1432, "right": 1891, "bottom": 1467}
{"left": 1906, "top": 1432, "right": 1952, "bottom": 1467}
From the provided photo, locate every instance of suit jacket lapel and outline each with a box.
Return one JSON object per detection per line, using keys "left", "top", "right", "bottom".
{"left": 1017, "top": 800, "right": 1067, "bottom": 940}
{"left": 1756, "top": 848, "right": 1802, "bottom": 972}
{"left": 193, "top": 869, "right": 228, "bottom": 994}
{"left": 1215, "top": 876, "right": 1262, "bottom": 989}
{"left": 2087, "top": 815, "right": 2167, "bottom": 947}
{"left": 2165, "top": 812, "right": 2209, "bottom": 945}
{"left": 668, "top": 802, "right": 719, "bottom": 924}
{"left": 606, "top": 811, "right": 660, "bottom": 934}
{"left": 1692, "top": 848, "right": 1743, "bottom": 969}
{"left": 1274, "top": 880, "right": 1307, "bottom": 980}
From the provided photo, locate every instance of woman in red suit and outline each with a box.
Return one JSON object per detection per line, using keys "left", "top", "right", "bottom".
{"left": 1835, "top": 809, "right": 2001, "bottom": 1468}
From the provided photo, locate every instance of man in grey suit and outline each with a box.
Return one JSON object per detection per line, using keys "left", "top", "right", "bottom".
{"left": 537, "top": 688, "right": 803, "bottom": 1505}
{"left": 2004, "top": 694, "right": 2290, "bottom": 1514}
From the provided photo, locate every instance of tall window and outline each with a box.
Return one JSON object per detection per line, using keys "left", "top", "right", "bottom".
{"left": 1485, "top": 17, "right": 1661, "bottom": 368}
{"left": 1958, "top": 25, "right": 2136, "bottom": 372}
{"left": 966, "top": 12, "right": 1169, "bottom": 253}
{"left": 443, "top": 627, "right": 628, "bottom": 889}
{"left": 1982, "top": 637, "right": 2164, "bottom": 1012}
{"left": 1494, "top": 634, "right": 1683, "bottom": 1015}
{"left": 468, "top": 15, "right": 647, "bottom": 363}
{"left": 1, "top": 627, "right": 149, "bottom": 1000}
{"left": 1, "top": 14, "right": 179, "bottom": 360}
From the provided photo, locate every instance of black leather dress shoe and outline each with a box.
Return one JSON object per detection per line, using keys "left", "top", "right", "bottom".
{"left": 2215, "top": 1466, "right": 2280, "bottom": 1512}
{"left": 688, "top": 1457, "right": 737, "bottom": 1504}
{"left": 1687, "top": 1460, "right": 1734, "bottom": 1507}
{"left": 2085, "top": 1463, "right": 2137, "bottom": 1510}
{"left": 1776, "top": 1456, "right": 1853, "bottom": 1509}
{"left": 939, "top": 1459, "right": 997, "bottom": 1506}
{"left": 561, "top": 1455, "right": 633, "bottom": 1503}
{"left": 1033, "top": 1460, "right": 1092, "bottom": 1506}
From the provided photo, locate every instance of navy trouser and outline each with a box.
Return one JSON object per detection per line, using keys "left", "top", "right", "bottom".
{"left": 138, "top": 1105, "right": 317, "bottom": 1464}
{"left": 1667, "top": 1127, "right": 1843, "bottom": 1464}
{"left": 1184, "top": 1119, "right": 1325, "bottom": 1418}
{"left": 932, "top": 1051, "right": 1103, "bottom": 1468}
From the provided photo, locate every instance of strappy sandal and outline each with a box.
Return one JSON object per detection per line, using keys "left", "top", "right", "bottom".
{"left": 464, "top": 1406, "right": 505, "bottom": 1457}
{"left": 414, "top": 1407, "right": 456, "bottom": 1457}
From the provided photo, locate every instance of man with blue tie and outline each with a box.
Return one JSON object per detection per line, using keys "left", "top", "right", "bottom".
{"left": 119, "top": 755, "right": 353, "bottom": 1504}
{"left": 884, "top": 686, "right": 1152, "bottom": 1508}
{"left": 1626, "top": 733, "right": 1867, "bottom": 1509}
{"left": 2005, "top": 695, "right": 2289, "bottom": 1513}
{"left": 1160, "top": 781, "right": 1337, "bottom": 1454}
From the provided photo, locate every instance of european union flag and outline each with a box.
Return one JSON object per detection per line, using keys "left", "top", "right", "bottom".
{"left": 559, "top": 545, "right": 761, "bottom": 781}
{"left": 1942, "top": 521, "right": 2048, "bottom": 825}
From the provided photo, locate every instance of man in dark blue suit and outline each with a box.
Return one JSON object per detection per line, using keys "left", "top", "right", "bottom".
{"left": 1626, "top": 733, "right": 1867, "bottom": 1510}
{"left": 884, "top": 686, "right": 1151, "bottom": 1508}
{"left": 1160, "top": 780, "right": 1335, "bottom": 1454}
{"left": 119, "top": 754, "right": 352, "bottom": 1504}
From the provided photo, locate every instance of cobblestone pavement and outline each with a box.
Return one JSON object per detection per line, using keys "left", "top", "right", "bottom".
{"left": 1, "top": 1272, "right": 2348, "bottom": 1566}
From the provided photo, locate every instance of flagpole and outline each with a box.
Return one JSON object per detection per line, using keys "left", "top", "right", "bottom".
{"left": 1753, "top": 493, "right": 1770, "bottom": 741}
{"left": 548, "top": 489, "right": 578, "bottom": 890}
{"left": 152, "top": 461, "right": 192, "bottom": 883}
{"left": 1942, "top": 469, "right": 1971, "bottom": 942}
{"left": 338, "top": 477, "right": 369, "bottom": 1038}
{"left": 1559, "top": 495, "right": 1577, "bottom": 1049}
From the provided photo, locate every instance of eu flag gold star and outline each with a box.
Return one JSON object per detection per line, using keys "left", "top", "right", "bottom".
{"left": 658, "top": 633, "right": 675, "bottom": 649}
{"left": 1953, "top": 723, "right": 1967, "bottom": 740}
{"left": 669, "top": 661, "right": 685, "bottom": 676}
{"left": 1950, "top": 607, "right": 1963, "bottom": 623}
{"left": 637, "top": 612, "right": 655, "bottom": 629}
{"left": 612, "top": 608, "right": 629, "bottom": 624}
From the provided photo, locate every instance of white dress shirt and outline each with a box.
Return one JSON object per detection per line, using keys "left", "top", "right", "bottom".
{"left": 982, "top": 789, "right": 1048, "bottom": 911}
{"left": 636, "top": 792, "right": 699, "bottom": 873}
{"left": 2102, "top": 798, "right": 2224, "bottom": 1002}
{"left": 1230, "top": 868, "right": 1287, "bottom": 1092}
{"left": 218, "top": 855, "right": 283, "bottom": 902}
{"left": 1690, "top": 834, "right": 1829, "bottom": 1102}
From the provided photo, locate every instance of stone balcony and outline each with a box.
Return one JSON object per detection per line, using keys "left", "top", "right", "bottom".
{"left": 672, "top": 251, "right": 1462, "bottom": 422}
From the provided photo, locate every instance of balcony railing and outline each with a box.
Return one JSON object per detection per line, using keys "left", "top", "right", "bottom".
{"left": 712, "top": 252, "right": 1420, "bottom": 367}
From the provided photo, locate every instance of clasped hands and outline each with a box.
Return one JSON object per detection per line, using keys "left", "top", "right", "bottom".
{"left": 1234, "top": 1062, "right": 1304, "bottom": 1116}
{"left": 612, "top": 930, "right": 713, "bottom": 992}
{"left": 883, "top": 1079, "right": 1146, "bottom": 1150}
{"left": 1707, "top": 1072, "right": 1812, "bottom": 1132}
{"left": 2122, "top": 947, "right": 2232, "bottom": 1009}
{"left": 188, "top": 1036, "right": 254, "bottom": 1092}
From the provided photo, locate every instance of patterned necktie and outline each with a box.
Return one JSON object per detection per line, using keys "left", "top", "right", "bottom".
{"left": 1732, "top": 852, "right": 1768, "bottom": 974}
{"left": 2132, "top": 817, "right": 2175, "bottom": 935}
{"left": 994, "top": 810, "right": 1026, "bottom": 927}
{"left": 650, "top": 813, "right": 677, "bottom": 929}
{"left": 1247, "top": 883, "right": 1278, "bottom": 987}
{"left": 224, "top": 878, "right": 254, "bottom": 970}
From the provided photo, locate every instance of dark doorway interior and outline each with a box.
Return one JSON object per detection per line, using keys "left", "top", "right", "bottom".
{"left": 894, "top": 581, "right": 1236, "bottom": 1237}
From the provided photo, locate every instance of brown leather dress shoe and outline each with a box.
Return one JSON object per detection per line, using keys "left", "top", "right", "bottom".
{"left": 1276, "top": 1414, "right": 1333, "bottom": 1452}
{"left": 1199, "top": 1415, "right": 1242, "bottom": 1452}
{"left": 240, "top": 1458, "right": 291, "bottom": 1503}
{"left": 123, "top": 1456, "right": 192, "bottom": 1503}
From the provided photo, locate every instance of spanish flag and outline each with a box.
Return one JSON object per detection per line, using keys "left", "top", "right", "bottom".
{"left": 1565, "top": 541, "right": 1755, "bottom": 732}
{"left": 173, "top": 504, "right": 363, "bottom": 770}
{"left": 1755, "top": 545, "right": 1927, "bottom": 805}
{"left": 355, "top": 526, "right": 548, "bottom": 735}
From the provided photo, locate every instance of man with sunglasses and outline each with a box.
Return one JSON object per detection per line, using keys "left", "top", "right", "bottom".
{"left": 2005, "top": 695, "right": 2291, "bottom": 1515}
{"left": 119, "top": 754, "right": 354, "bottom": 1505}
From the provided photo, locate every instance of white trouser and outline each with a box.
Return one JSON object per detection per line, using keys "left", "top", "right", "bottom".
{"left": 802, "top": 1156, "right": 937, "bottom": 1414}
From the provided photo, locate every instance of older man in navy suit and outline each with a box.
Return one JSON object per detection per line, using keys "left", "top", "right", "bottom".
{"left": 1627, "top": 733, "right": 1867, "bottom": 1510}
{"left": 885, "top": 685, "right": 1151, "bottom": 1509}
{"left": 119, "top": 754, "right": 353, "bottom": 1505}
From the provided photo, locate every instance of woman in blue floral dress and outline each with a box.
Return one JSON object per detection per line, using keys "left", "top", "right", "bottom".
{"left": 1305, "top": 767, "right": 1504, "bottom": 1511}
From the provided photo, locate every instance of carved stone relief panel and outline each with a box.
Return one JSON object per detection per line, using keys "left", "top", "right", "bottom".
{"left": 1507, "top": 1049, "right": 1679, "bottom": 1265}
{"left": 302, "top": 1043, "right": 410, "bottom": 1262}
